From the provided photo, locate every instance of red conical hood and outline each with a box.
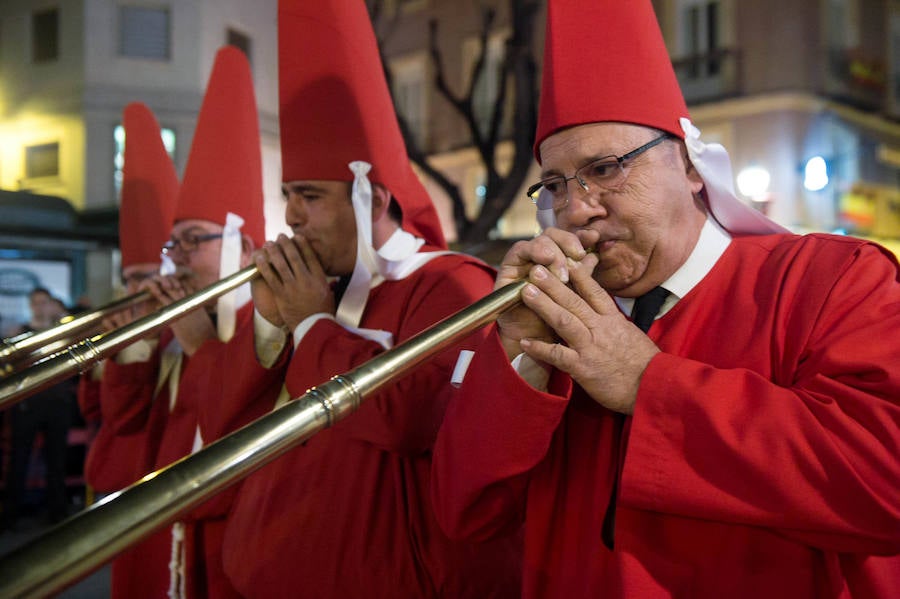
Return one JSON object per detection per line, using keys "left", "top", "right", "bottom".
{"left": 175, "top": 46, "right": 265, "bottom": 246}
{"left": 119, "top": 102, "right": 178, "bottom": 268}
{"left": 278, "top": 0, "right": 445, "bottom": 248}
{"left": 534, "top": 0, "right": 690, "bottom": 162}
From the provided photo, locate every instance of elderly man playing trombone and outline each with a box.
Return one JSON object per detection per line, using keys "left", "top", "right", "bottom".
{"left": 429, "top": 1, "right": 900, "bottom": 598}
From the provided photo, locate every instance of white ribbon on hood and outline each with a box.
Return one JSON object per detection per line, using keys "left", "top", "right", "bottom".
{"left": 335, "top": 161, "right": 381, "bottom": 327}
{"left": 159, "top": 253, "right": 177, "bottom": 277}
{"left": 680, "top": 118, "right": 788, "bottom": 236}
{"left": 331, "top": 161, "right": 448, "bottom": 344}
{"left": 216, "top": 211, "right": 249, "bottom": 341}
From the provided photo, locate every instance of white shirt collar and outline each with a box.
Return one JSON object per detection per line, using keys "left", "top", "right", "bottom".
{"left": 377, "top": 227, "right": 425, "bottom": 261}
{"left": 615, "top": 215, "right": 731, "bottom": 316}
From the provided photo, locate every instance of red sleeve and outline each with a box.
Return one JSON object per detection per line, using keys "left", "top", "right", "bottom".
{"left": 84, "top": 425, "right": 150, "bottom": 492}
{"left": 77, "top": 372, "right": 101, "bottom": 424}
{"left": 430, "top": 328, "right": 572, "bottom": 542}
{"left": 87, "top": 348, "right": 166, "bottom": 492}
{"left": 622, "top": 243, "right": 900, "bottom": 555}
{"left": 188, "top": 309, "right": 289, "bottom": 444}
{"left": 284, "top": 257, "right": 495, "bottom": 455}
{"left": 99, "top": 355, "right": 159, "bottom": 435}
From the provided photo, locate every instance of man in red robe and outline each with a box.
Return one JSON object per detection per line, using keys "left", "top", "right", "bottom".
{"left": 217, "top": 1, "right": 522, "bottom": 597}
{"left": 94, "top": 47, "right": 268, "bottom": 599}
{"left": 431, "top": 1, "right": 900, "bottom": 597}
{"left": 79, "top": 101, "right": 179, "bottom": 496}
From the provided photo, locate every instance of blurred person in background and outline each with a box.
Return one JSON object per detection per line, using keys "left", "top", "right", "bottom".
{"left": 2, "top": 287, "right": 76, "bottom": 530}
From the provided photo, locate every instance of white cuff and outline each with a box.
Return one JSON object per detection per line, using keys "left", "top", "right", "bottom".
{"left": 253, "top": 309, "right": 288, "bottom": 368}
{"left": 511, "top": 353, "right": 552, "bottom": 391}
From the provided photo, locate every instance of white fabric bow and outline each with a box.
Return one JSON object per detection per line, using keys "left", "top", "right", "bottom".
{"left": 680, "top": 118, "right": 788, "bottom": 236}
{"left": 217, "top": 211, "right": 249, "bottom": 341}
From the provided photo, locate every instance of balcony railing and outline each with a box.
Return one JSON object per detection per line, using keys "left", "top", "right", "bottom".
{"left": 671, "top": 47, "right": 742, "bottom": 104}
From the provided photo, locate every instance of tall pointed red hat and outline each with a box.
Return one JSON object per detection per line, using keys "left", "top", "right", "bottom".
{"left": 175, "top": 46, "right": 265, "bottom": 246}
{"left": 278, "top": 0, "right": 446, "bottom": 249}
{"left": 119, "top": 102, "right": 178, "bottom": 268}
{"left": 534, "top": 0, "right": 787, "bottom": 235}
{"left": 534, "top": 0, "right": 689, "bottom": 160}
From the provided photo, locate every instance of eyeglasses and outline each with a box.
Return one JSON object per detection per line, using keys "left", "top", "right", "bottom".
{"left": 527, "top": 133, "right": 673, "bottom": 212}
{"left": 161, "top": 232, "right": 223, "bottom": 256}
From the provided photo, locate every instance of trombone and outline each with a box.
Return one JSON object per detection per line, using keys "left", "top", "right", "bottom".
{"left": 0, "top": 278, "right": 527, "bottom": 598}
{"left": 0, "top": 265, "right": 259, "bottom": 410}
{"left": 0, "top": 292, "right": 151, "bottom": 375}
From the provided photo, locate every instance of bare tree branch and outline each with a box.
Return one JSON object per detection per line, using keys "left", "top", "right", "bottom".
{"left": 370, "top": 2, "right": 471, "bottom": 233}
{"left": 460, "top": 0, "right": 540, "bottom": 244}
{"left": 372, "top": 0, "right": 541, "bottom": 246}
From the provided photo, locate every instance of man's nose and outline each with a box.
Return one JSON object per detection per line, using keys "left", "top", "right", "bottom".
{"left": 168, "top": 248, "right": 190, "bottom": 266}
{"left": 285, "top": 193, "right": 307, "bottom": 228}
{"left": 561, "top": 183, "right": 608, "bottom": 225}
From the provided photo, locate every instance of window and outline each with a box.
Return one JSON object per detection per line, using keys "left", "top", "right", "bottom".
{"left": 681, "top": 1, "right": 721, "bottom": 77}
{"left": 826, "top": 0, "right": 860, "bottom": 50}
{"left": 398, "top": 0, "right": 429, "bottom": 14}
{"left": 891, "top": 8, "right": 900, "bottom": 116}
{"left": 227, "top": 28, "right": 252, "bottom": 66}
{"left": 390, "top": 55, "right": 428, "bottom": 149}
{"left": 113, "top": 124, "right": 176, "bottom": 199}
{"left": 32, "top": 8, "right": 59, "bottom": 63}
{"left": 119, "top": 6, "right": 170, "bottom": 60}
{"left": 25, "top": 143, "right": 60, "bottom": 179}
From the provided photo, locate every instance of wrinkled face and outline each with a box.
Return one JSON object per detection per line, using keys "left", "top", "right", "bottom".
{"left": 539, "top": 122, "right": 706, "bottom": 297}
{"left": 165, "top": 219, "right": 225, "bottom": 292}
{"left": 121, "top": 263, "right": 159, "bottom": 294}
{"left": 281, "top": 180, "right": 358, "bottom": 277}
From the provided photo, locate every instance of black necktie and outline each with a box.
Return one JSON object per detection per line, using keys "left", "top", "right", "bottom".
{"left": 331, "top": 275, "right": 351, "bottom": 305}
{"left": 601, "top": 286, "right": 670, "bottom": 550}
{"left": 631, "top": 286, "right": 669, "bottom": 333}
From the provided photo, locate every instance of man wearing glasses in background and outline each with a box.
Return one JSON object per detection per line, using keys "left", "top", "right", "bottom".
{"left": 95, "top": 47, "right": 265, "bottom": 598}
{"left": 431, "top": 0, "right": 900, "bottom": 597}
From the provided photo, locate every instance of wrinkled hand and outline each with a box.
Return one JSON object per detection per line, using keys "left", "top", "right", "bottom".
{"left": 142, "top": 273, "right": 216, "bottom": 355}
{"left": 496, "top": 228, "right": 590, "bottom": 360}
{"left": 252, "top": 234, "right": 334, "bottom": 332}
{"left": 517, "top": 252, "right": 660, "bottom": 415}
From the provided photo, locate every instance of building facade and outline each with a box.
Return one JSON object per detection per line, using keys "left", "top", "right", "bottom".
{"left": 1, "top": 0, "right": 898, "bottom": 330}
{"left": 0, "top": 0, "right": 282, "bottom": 330}
{"left": 377, "top": 0, "right": 900, "bottom": 253}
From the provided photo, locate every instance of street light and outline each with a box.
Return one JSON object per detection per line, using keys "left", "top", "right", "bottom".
{"left": 736, "top": 165, "right": 771, "bottom": 201}
{"left": 803, "top": 156, "right": 829, "bottom": 192}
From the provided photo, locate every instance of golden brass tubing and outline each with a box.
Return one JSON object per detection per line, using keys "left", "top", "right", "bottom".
{"left": 0, "top": 279, "right": 526, "bottom": 599}
{"left": 0, "top": 265, "right": 260, "bottom": 410}
{"left": 0, "top": 291, "right": 151, "bottom": 371}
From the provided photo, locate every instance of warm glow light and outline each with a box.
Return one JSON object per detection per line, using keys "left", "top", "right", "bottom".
{"left": 804, "top": 156, "right": 829, "bottom": 192}
{"left": 736, "top": 165, "right": 771, "bottom": 200}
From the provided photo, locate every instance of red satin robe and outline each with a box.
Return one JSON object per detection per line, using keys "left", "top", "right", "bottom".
{"left": 432, "top": 233, "right": 900, "bottom": 599}
{"left": 222, "top": 252, "right": 524, "bottom": 598}
{"left": 94, "top": 303, "right": 259, "bottom": 598}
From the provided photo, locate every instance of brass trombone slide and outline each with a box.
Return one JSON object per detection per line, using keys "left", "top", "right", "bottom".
{"left": 0, "top": 265, "right": 259, "bottom": 410}
{"left": 0, "top": 292, "right": 151, "bottom": 375}
{"left": 0, "top": 279, "right": 526, "bottom": 599}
